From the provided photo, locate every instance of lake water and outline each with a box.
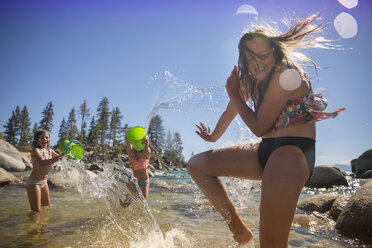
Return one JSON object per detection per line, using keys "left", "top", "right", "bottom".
{"left": 0, "top": 162, "right": 369, "bottom": 248}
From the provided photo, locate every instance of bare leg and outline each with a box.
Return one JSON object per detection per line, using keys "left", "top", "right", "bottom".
{"left": 260, "top": 146, "right": 310, "bottom": 248}
{"left": 27, "top": 184, "right": 41, "bottom": 212}
{"left": 41, "top": 183, "right": 50, "bottom": 207}
{"left": 188, "top": 143, "right": 262, "bottom": 246}
{"left": 133, "top": 169, "right": 149, "bottom": 200}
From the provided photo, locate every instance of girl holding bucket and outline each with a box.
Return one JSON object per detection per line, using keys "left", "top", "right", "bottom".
{"left": 27, "top": 129, "right": 64, "bottom": 212}
{"left": 125, "top": 127, "right": 151, "bottom": 200}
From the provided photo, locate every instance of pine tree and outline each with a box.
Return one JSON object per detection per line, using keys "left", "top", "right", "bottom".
{"left": 86, "top": 116, "right": 99, "bottom": 149}
{"left": 18, "top": 106, "right": 32, "bottom": 146}
{"left": 148, "top": 114, "right": 165, "bottom": 155}
{"left": 3, "top": 111, "right": 18, "bottom": 145}
{"left": 173, "top": 132, "right": 184, "bottom": 162}
{"left": 164, "top": 131, "right": 176, "bottom": 162}
{"left": 38, "top": 101, "right": 54, "bottom": 133}
{"left": 32, "top": 123, "right": 38, "bottom": 137}
{"left": 96, "top": 97, "right": 110, "bottom": 153}
{"left": 109, "top": 107, "right": 123, "bottom": 146}
{"left": 58, "top": 118, "right": 68, "bottom": 143}
{"left": 14, "top": 106, "right": 21, "bottom": 143}
{"left": 121, "top": 123, "right": 129, "bottom": 144}
{"left": 66, "top": 108, "right": 78, "bottom": 140}
{"left": 79, "top": 100, "right": 90, "bottom": 143}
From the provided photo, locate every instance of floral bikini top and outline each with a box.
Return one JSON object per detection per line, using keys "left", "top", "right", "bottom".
{"left": 128, "top": 152, "right": 149, "bottom": 170}
{"left": 273, "top": 88, "right": 346, "bottom": 129}
{"left": 31, "top": 148, "right": 53, "bottom": 164}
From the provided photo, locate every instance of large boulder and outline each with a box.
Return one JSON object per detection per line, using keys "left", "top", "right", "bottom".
{"left": 354, "top": 149, "right": 372, "bottom": 178}
{"left": 305, "top": 166, "right": 348, "bottom": 188}
{"left": 0, "top": 167, "right": 22, "bottom": 186}
{"left": 297, "top": 193, "right": 339, "bottom": 213}
{"left": 336, "top": 179, "right": 372, "bottom": 242}
{"left": 0, "top": 140, "right": 32, "bottom": 171}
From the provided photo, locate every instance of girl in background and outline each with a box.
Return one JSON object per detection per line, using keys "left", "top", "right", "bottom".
{"left": 27, "top": 129, "right": 63, "bottom": 212}
{"left": 126, "top": 135, "right": 151, "bottom": 200}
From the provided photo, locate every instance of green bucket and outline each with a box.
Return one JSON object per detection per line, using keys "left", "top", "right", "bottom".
{"left": 126, "top": 126, "right": 147, "bottom": 151}
{"left": 58, "top": 140, "right": 85, "bottom": 160}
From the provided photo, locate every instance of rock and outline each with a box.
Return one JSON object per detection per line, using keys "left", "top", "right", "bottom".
{"left": 336, "top": 179, "right": 372, "bottom": 242}
{"left": 297, "top": 193, "right": 339, "bottom": 213}
{"left": 354, "top": 149, "right": 372, "bottom": 178}
{"left": 0, "top": 167, "right": 22, "bottom": 186}
{"left": 351, "top": 159, "right": 357, "bottom": 174}
{"left": 0, "top": 153, "right": 26, "bottom": 172}
{"left": 305, "top": 166, "right": 348, "bottom": 188}
{"left": 293, "top": 214, "right": 332, "bottom": 229}
{"left": 0, "top": 140, "right": 32, "bottom": 171}
{"left": 360, "top": 169, "right": 372, "bottom": 179}
{"left": 329, "top": 195, "right": 351, "bottom": 221}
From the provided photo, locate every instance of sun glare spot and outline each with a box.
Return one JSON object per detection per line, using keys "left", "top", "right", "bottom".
{"left": 337, "top": 0, "right": 358, "bottom": 9}
{"left": 236, "top": 4, "right": 258, "bottom": 16}
{"left": 333, "top": 12, "right": 358, "bottom": 39}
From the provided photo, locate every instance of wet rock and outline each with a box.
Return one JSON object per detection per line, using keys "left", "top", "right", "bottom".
{"left": 305, "top": 166, "right": 348, "bottom": 188}
{"left": 297, "top": 193, "right": 339, "bottom": 213}
{"left": 0, "top": 140, "right": 31, "bottom": 171}
{"left": 360, "top": 169, "right": 372, "bottom": 179}
{"left": 293, "top": 214, "right": 332, "bottom": 229}
{"left": 329, "top": 195, "right": 351, "bottom": 221}
{"left": 0, "top": 167, "right": 22, "bottom": 186}
{"left": 336, "top": 179, "right": 372, "bottom": 242}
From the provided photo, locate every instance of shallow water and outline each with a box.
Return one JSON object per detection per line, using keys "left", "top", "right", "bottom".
{"left": 1, "top": 166, "right": 371, "bottom": 248}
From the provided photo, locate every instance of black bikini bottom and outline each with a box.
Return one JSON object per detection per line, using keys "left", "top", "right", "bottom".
{"left": 258, "top": 136, "right": 315, "bottom": 179}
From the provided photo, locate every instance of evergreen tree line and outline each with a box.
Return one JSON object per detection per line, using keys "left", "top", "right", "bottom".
{"left": 2, "top": 97, "right": 184, "bottom": 163}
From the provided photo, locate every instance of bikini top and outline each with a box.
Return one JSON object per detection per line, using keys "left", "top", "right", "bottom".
{"left": 273, "top": 88, "right": 346, "bottom": 129}
{"left": 128, "top": 152, "right": 149, "bottom": 168}
{"left": 31, "top": 148, "right": 53, "bottom": 164}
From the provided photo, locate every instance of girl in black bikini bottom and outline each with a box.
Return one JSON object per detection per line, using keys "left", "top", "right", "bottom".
{"left": 258, "top": 136, "right": 316, "bottom": 180}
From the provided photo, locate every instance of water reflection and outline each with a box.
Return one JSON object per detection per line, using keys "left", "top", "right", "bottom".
{"left": 25, "top": 212, "right": 49, "bottom": 246}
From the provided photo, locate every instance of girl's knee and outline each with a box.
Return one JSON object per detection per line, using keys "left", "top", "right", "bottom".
{"left": 187, "top": 153, "right": 204, "bottom": 175}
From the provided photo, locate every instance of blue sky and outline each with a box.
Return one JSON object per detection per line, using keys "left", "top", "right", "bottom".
{"left": 1, "top": 0, "right": 371, "bottom": 166}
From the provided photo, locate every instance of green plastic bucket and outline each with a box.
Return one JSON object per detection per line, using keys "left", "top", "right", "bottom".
{"left": 126, "top": 126, "right": 147, "bottom": 151}
{"left": 58, "top": 140, "right": 85, "bottom": 160}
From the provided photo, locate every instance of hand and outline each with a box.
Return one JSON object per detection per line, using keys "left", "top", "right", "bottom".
{"left": 195, "top": 122, "right": 214, "bottom": 142}
{"left": 226, "top": 66, "right": 241, "bottom": 100}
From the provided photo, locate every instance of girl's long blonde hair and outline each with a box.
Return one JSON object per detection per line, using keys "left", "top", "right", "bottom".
{"left": 238, "top": 13, "right": 334, "bottom": 110}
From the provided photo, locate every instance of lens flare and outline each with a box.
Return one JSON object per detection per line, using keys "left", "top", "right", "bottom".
{"left": 337, "top": 0, "right": 358, "bottom": 9}
{"left": 334, "top": 12, "right": 358, "bottom": 39}
{"left": 236, "top": 4, "right": 258, "bottom": 15}
{"left": 279, "top": 69, "right": 301, "bottom": 91}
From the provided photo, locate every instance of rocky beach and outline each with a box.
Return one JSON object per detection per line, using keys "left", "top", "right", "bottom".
{"left": 1, "top": 139, "right": 372, "bottom": 247}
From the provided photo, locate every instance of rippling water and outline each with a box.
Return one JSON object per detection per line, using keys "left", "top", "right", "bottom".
{"left": 0, "top": 160, "right": 370, "bottom": 248}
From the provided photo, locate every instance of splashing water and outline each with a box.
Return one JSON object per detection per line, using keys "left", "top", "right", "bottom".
{"left": 55, "top": 158, "right": 173, "bottom": 246}
{"left": 144, "top": 71, "right": 226, "bottom": 134}
{"left": 145, "top": 70, "right": 261, "bottom": 214}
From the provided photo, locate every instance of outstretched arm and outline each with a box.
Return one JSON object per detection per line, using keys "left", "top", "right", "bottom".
{"left": 32, "top": 148, "right": 63, "bottom": 167}
{"left": 195, "top": 100, "right": 238, "bottom": 142}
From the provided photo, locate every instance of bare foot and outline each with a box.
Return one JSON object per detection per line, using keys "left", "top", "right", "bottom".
{"left": 232, "top": 226, "right": 254, "bottom": 247}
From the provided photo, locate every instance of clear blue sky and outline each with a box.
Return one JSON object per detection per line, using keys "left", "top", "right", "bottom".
{"left": 1, "top": 0, "right": 371, "bottom": 165}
